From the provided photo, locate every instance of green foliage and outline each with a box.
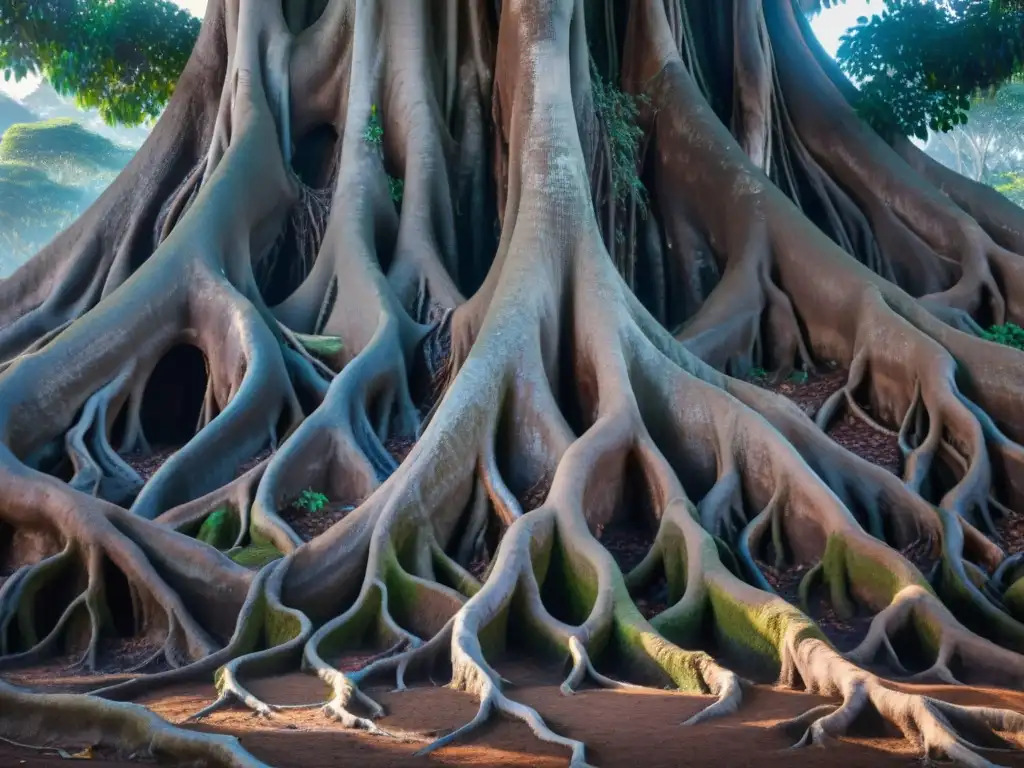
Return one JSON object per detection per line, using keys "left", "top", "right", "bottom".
{"left": 293, "top": 488, "right": 328, "bottom": 513}
{"left": 363, "top": 104, "right": 384, "bottom": 146}
{"left": 981, "top": 322, "right": 1024, "bottom": 349}
{"left": 0, "top": 0, "right": 200, "bottom": 126}
{"left": 387, "top": 174, "right": 403, "bottom": 204}
{"left": 749, "top": 367, "right": 769, "bottom": 380}
{"left": 836, "top": 0, "right": 1024, "bottom": 139}
{"left": 789, "top": 370, "right": 809, "bottom": 384}
{"left": 924, "top": 84, "right": 1024, "bottom": 183}
{"left": 363, "top": 104, "right": 403, "bottom": 206}
{"left": 995, "top": 170, "right": 1024, "bottom": 204}
{"left": 589, "top": 59, "right": 647, "bottom": 210}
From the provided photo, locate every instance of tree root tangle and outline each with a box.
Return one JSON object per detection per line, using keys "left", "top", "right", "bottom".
{"left": 4, "top": 0, "right": 1024, "bottom": 766}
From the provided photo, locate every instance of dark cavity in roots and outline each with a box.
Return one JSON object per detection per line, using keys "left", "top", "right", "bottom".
{"left": 757, "top": 558, "right": 871, "bottom": 654}
{"left": 750, "top": 365, "right": 902, "bottom": 473}
{"left": 138, "top": 343, "right": 208, "bottom": 448}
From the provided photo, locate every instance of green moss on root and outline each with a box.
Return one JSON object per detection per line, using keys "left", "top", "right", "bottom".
{"left": 197, "top": 507, "right": 239, "bottom": 550}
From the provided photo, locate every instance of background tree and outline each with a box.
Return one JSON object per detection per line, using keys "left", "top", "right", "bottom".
{"left": 836, "top": 0, "right": 1024, "bottom": 138}
{"left": 5, "top": 1, "right": 1024, "bottom": 767}
{"left": 0, "top": 0, "right": 199, "bottom": 126}
{"left": 926, "top": 83, "right": 1024, "bottom": 181}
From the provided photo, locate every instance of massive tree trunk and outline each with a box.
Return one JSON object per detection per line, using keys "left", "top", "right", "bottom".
{"left": 4, "top": 0, "right": 1024, "bottom": 764}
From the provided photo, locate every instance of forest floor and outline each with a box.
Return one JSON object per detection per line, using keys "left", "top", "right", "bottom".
{"left": 6, "top": 364, "right": 1024, "bottom": 767}
{"left": 5, "top": 669, "right": 1024, "bottom": 767}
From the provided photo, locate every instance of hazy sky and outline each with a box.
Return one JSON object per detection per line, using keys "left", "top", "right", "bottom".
{"left": 1, "top": 0, "right": 874, "bottom": 100}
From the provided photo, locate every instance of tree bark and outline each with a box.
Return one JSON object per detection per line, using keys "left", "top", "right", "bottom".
{"left": 2, "top": 0, "right": 1024, "bottom": 765}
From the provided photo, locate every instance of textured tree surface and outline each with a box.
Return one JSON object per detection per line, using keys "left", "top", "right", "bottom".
{"left": 5, "top": 0, "right": 1024, "bottom": 766}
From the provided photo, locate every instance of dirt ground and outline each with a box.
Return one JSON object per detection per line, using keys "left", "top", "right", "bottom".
{"left": 7, "top": 663, "right": 1024, "bottom": 768}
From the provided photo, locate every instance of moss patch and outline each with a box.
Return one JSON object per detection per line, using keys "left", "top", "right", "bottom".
{"left": 196, "top": 507, "right": 239, "bottom": 550}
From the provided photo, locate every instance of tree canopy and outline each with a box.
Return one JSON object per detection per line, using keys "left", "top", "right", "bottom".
{"left": 2, "top": 0, "right": 1018, "bottom": 139}
{"left": 836, "top": 0, "right": 1024, "bottom": 139}
{"left": 0, "top": 0, "right": 200, "bottom": 126}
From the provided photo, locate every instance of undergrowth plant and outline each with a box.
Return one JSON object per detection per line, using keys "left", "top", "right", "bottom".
{"left": 388, "top": 175, "right": 403, "bottom": 205}
{"left": 982, "top": 322, "right": 1024, "bottom": 350}
{"left": 363, "top": 104, "right": 402, "bottom": 206}
{"left": 589, "top": 58, "right": 647, "bottom": 216}
{"left": 293, "top": 488, "right": 328, "bottom": 513}
{"left": 363, "top": 104, "right": 384, "bottom": 146}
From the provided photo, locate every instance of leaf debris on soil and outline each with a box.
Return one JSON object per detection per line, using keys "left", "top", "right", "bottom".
{"left": 279, "top": 502, "right": 354, "bottom": 541}
{"left": 757, "top": 559, "right": 870, "bottom": 652}
{"left": 599, "top": 525, "right": 667, "bottom": 618}
{"left": 751, "top": 366, "right": 901, "bottom": 474}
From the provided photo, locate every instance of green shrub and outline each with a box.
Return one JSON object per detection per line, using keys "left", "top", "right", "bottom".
{"left": 982, "top": 322, "right": 1024, "bottom": 350}
{"left": 293, "top": 488, "right": 328, "bottom": 513}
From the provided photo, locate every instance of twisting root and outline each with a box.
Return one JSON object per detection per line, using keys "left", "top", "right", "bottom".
{"left": 0, "top": 678, "right": 271, "bottom": 767}
{"left": 188, "top": 558, "right": 312, "bottom": 721}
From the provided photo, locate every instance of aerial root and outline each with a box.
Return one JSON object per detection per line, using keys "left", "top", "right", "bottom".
{"left": 843, "top": 585, "right": 1024, "bottom": 688}
{"left": 415, "top": 676, "right": 592, "bottom": 768}
{"left": 299, "top": 577, "right": 452, "bottom": 735}
{"left": 66, "top": 367, "right": 143, "bottom": 505}
{"left": 784, "top": 679, "right": 868, "bottom": 748}
{"left": 778, "top": 673, "right": 1024, "bottom": 767}
{"left": 0, "top": 544, "right": 76, "bottom": 662}
{"left": 560, "top": 636, "right": 645, "bottom": 696}
{"left": 189, "top": 559, "right": 311, "bottom": 722}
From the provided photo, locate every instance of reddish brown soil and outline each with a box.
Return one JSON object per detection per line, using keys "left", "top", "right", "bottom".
{"left": 5, "top": 638, "right": 167, "bottom": 693}
{"left": 237, "top": 447, "right": 273, "bottom": 476}
{"left": 759, "top": 367, "right": 847, "bottom": 418}
{"left": 519, "top": 477, "right": 551, "bottom": 513}
{"left": 121, "top": 446, "right": 179, "bottom": 482}
{"left": 385, "top": 435, "right": 417, "bottom": 463}
{"left": 900, "top": 536, "right": 939, "bottom": 576}
{"left": 121, "top": 446, "right": 273, "bottom": 483}
{"left": 7, "top": 666, "right": 1024, "bottom": 767}
{"left": 827, "top": 413, "right": 902, "bottom": 475}
{"left": 996, "top": 514, "right": 1024, "bottom": 555}
{"left": 752, "top": 367, "right": 902, "bottom": 475}
{"left": 466, "top": 552, "right": 491, "bottom": 580}
{"left": 279, "top": 502, "right": 354, "bottom": 541}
